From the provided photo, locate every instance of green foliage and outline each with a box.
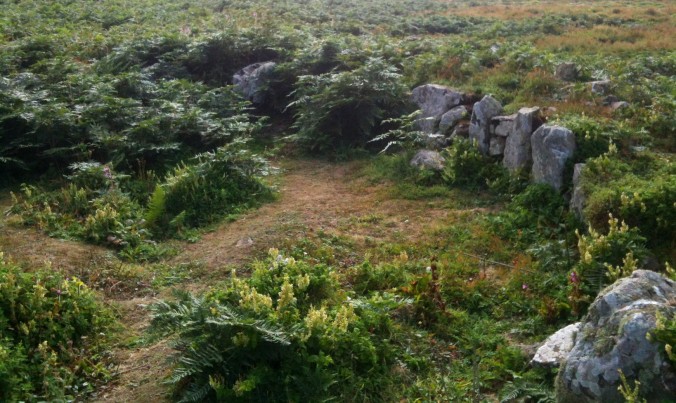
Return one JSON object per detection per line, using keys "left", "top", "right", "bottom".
{"left": 574, "top": 215, "right": 647, "bottom": 298}
{"left": 153, "top": 145, "right": 273, "bottom": 236}
{"left": 0, "top": 252, "right": 114, "bottom": 401}
{"left": 150, "top": 249, "right": 409, "bottom": 402}
{"left": 289, "top": 57, "right": 410, "bottom": 153}
{"left": 441, "top": 138, "right": 500, "bottom": 190}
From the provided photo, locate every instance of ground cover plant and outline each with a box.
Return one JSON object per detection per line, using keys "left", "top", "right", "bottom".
{"left": 0, "top": 0, "right": 674, "bottom": 401}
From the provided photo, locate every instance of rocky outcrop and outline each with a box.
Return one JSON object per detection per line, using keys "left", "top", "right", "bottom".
{"left": 503, "top": 107, "right": 542, "bottom": 172}
{"left": 411, "top": 84, "right": 466, "bottom": 133}
{"left": 439, "top": 105, "right": 469, "bottom": 135}
{"left": 531, "top": 125, "right": 575, "bottom": 191}
{"left": 233, "top": 62, "right": 276, "bottom": 106}
{"left": 469, "top": 95, "right": 502, "bottom": 155}
{"left": 556, "top": 62, "right": 578, "bottom": 82}
{"left": 556, "top": 270, "right": 676, "bottom": 402}
{"left": 410, "top": 150, "right": 445, "bottom": 171}
{"left": 532, "top": 322, "right": 582, "bottom": 368}
{"left": 570, "top": 163, "right": 586, "bottom": 220}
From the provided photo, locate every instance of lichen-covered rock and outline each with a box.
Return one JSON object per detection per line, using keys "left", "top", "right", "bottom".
{"left": 233, "top": 61, "right": 276, "bottom": 105}
{"left": 491, "top": 114, "right": 516, "bottom": 137}
{"left": 439, "top": 105, "right": 469, "bottom": 135}
{"left": 410, "top": 149, "right": 445, "bottom": 171}
{"left": 489, "top": 136, "right": 505, "bottom": 156}
{"left": 420, "top": 133, "right": 450, "bottom": 150}
{"left": 411, "top": 84, "right": 466, "bottom": 133}
{"left": 503, "top": 107, "right": 541, "bottom": 172}
{"left": 531, "top": 125, "right": 575, "bottom": 191}
{"left": 532, "top": 322, "right": 582, "bottom": 368}
{"left": 469, "top": 95, "right": 502, "bottom": 155}
{"left": 590, "top": 80, "right": 611, "bottom": 95}
{"left": 556, "top": 270, "right": 676, "bottom": 403}
{"left": 556, "top": 62, "right": 578, "bottom": 82}
{"left": 570, "top": 163, "right": 586, "bottom": 220}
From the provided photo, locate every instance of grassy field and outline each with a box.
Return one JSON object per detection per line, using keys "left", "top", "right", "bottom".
{"left": 0, "top": 0, "right": 674, "bottom": 401}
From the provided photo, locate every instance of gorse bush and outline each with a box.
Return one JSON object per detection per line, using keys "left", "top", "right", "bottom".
{"left": 0, "top": 253, "right": 114, "bottom": 401}
{"left": 289, "top": 57, "right": 410, "bottom": 153}
{"left": 150, "top": 249, "right": 409, "bottom": 402}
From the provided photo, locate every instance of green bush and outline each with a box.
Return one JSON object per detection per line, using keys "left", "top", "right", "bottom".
{"left": 0, "top": 253, "right": 114, "bottom": 401}
{"left": 288, "top": 57, "right": 410, "bottom": 153}
{"left": 147, "top": 145, "right": 273, "bottom": 236}
{"left": 150, "top": 249, "right": 409, "bottom": 402}
{"left": 441, "top": 138, "right": 498, "bottom": 189}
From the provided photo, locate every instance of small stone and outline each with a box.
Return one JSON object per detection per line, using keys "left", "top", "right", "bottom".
{"left": 236, "top": 237, "right": 254, "bottom": 247}
{"left": 590, "top": 80, "right": 611, "bottom": 95}
{"left": 410, "top": 149, "right": 445, "bottom": 171}
{"left": 611, "top": 101, "right": 629, "bottom": 111}
{"left": 556, "top": 62, "right": 578, "bottom": 82}
{"left": 531, "top": 322, "right": 582, "bottom": 368}
{"left": 469, "top": 95, "right": 502, "bottom": 155}
{"left": 439, "top": 105, "right": 469, "bottom": 135}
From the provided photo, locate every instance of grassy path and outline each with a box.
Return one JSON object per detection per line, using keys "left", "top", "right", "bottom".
{"left": 1, "top": 157, "right": 466, "bottom": 401}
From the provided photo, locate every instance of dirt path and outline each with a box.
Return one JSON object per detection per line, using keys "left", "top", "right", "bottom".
{"left": 172, "top": 158, "right": 452, "bottom": 272}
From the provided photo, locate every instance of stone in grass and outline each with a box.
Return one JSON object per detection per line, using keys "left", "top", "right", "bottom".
{"left": 503, "top": 107, "right": 542, "bottom": 172}
{"left": 411, "top": 84, "right": 467, "bottom": 133}
{"left": 555, "top": 62, "right": 578, "bottom": 82}
{"left": 556, "top": 270, "right": 676, "bottom": 402}
{"left": 531, "top": 322, "right": 582, "bottom": 368}
{"left": 233, "top": 62, "right": 276, "bottom": 106}
{"left": 410, "top": 149, "right": 445, "bottom": 171}
{"left": 531, "top": 125, "right": 575, "bottom": 191}
{"left": 469, "top": 95, "right": 502, "bottom": 155}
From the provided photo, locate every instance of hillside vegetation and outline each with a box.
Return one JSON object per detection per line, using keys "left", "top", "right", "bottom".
{"left": 0, "top": 0, "right": 674, "bottom": 401}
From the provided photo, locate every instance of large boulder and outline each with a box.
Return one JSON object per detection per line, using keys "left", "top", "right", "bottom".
{"left": 570, "top": 163, "right": 586, "bottom": 220}
{"left": 439, "top": 105, "right": 469, "bottom": 135}
{"left": 410, "top": 150, "right": 445, "bottom": 171}
{"left": 469, "top": 95, "right": 502, "bottom": 155}
{"left": 411, "top": 84, "right": 466, "bottom": 133}
{"left": 531, "top": 125, "right": 575, "bottom": 191}
{"left": 503, "top": 107, "right": 542, "bottom": 172}
{"left": 233, "top": 61, "right": 276, "bottom": 106}
{"left": 556, "top": 270, "right": 676, "bottom": 402}
{"left": 556, "top": 62, "right": 578, "bottom": 82}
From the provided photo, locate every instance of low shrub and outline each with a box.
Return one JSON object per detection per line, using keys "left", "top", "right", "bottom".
{"left": 150, "top": 249, "right": 412, "bottom": 402}
{"left": 0, "top": 253, "right": 114, "bottom": 401}
{"left": 288, "top": 57, "right": 410, "bottom": 153}
{"left": 146, "top": 145, "right": 273, "bottom": 236}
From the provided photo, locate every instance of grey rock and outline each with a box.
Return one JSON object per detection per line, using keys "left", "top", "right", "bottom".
{"left": 602, "top": 95, "right": 620, "bottom": 106}
{"left": 503, "top": 107, "right": 542, "bottom": 172}
{"left": 556, "top": 62, "right": 578, "bottom": 82}
{"left": 411, "top": 84, "right": 466, "bottom": 133}
{"left": 439, "top": 106, "right": 469, "bottom": 135}
{"left": 469, "top": 95, "right": 502, "bottom": 155}
{"left": 532, "top": 322, "right": 582, "bottom": 368}
{"left": 420, "top": 133, "right": 450, "bottom": 150}
{"left": 233, "top": 62, "right": 276, "bottom": 105}
{"left": 611, "top": 101, "right": 629, "bottom": 111}
{"left": 236, "top": 237, "right": 254, "bottom": 247}
{"left": 410, "top": 150, "right": 445, "bottom": 171}
{"left": 451, "top": 122, "right": 470, "bottom": 139}
{"left": 590, "top": 80, "right": 611, "bottom": 95}
{"left": 489, "top": 136, "right": 506, "bottom": 156}
{"left": 570, "top": 163, "right": 586, "bottom": 220}
{"left": 491, "top": 114, "right": 516, "bottom": 137}
{"left": 531, "top": 125, "right": 575, "bottom": 191}
{"left": 556, "top": 270, "right": 676, "bottom": 403}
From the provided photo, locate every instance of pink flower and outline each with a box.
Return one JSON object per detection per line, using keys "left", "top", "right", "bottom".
{"left": 570, "top": 271, "right": 579, "bottom": 284}
{"left": 522, "top": 283, "right": 528, "bottom": 291}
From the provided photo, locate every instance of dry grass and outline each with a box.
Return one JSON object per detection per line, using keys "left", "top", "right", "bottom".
{"left": 535, "top": 21, "right": 676, "bottom": 53}
{"left": 438, "top": 1, "right": 675, "bottom": 22}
